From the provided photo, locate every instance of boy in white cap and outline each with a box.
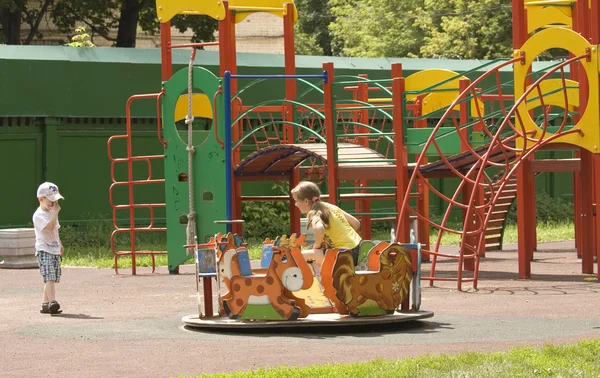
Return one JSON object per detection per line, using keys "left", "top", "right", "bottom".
{"left": 33, "top": 182, "right": 65, "bottom": 315}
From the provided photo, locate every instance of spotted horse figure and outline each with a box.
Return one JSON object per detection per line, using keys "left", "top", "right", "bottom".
{"left": 222, "top": 234, "right": 313, "bottom": 320}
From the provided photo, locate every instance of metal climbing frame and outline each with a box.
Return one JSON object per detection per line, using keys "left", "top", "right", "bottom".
{"left": 107, "top": 91, "right": 167, "bottom": 275}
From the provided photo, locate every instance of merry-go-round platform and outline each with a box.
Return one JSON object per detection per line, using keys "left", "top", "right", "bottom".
{"left": 182, "top": 310, "right": 434, "bottom": 330}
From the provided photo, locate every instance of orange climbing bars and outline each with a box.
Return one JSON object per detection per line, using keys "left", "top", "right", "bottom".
{"left": 107, "top": 91, "right": 167, "bottom": 275}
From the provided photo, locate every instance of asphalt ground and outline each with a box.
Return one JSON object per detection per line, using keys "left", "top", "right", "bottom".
{"left": 1, "top": 240, "right": 599, "bottom": 378}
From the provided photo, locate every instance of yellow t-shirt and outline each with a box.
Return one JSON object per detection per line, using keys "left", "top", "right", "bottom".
{"left": 321, "top": 202, "right": 361, "bottom": 249}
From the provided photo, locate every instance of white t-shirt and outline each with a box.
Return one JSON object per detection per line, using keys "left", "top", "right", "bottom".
{"left": 33, "top": 207, "right": 61, "bottom": 255}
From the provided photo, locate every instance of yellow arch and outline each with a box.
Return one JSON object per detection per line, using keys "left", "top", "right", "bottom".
{"left": 525, "top": 79, "right": 579, "bottom": 111}
{"left": 513, "top": 27, "right": 599, "bottom": 152}
{"left": 174, "top": 94, "right": 213, "bottom": 122}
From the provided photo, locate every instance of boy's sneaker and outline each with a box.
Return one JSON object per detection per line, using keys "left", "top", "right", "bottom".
{"left": 40, "top": 302, "right": 50, "bottom": 314}
{"left": 48, "top": 301, "right": 61, "bottom": 315}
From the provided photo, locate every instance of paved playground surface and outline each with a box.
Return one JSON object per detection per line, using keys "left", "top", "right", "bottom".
{"left": 1, "top": 240, "right": 600, "bottom": 378}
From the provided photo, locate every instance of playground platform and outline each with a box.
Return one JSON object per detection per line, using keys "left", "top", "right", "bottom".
{"left": 1, "top": 240, "right": 599, "bottom": 378}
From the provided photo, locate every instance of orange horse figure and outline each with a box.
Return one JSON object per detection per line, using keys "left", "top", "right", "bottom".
{"left": 222, "top": 234, "right": 313, "bottom": 321}
{"left": 322, "top": 243, "right": 413, "bottom": 317}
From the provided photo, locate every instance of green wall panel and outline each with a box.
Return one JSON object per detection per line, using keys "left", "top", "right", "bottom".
{"left": 0, "top": 133, "right": 43, "bottom": 226}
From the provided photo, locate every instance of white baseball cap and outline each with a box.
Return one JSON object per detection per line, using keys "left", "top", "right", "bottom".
{"left": 36, "top": 182, "right": 65, "bottom": 202}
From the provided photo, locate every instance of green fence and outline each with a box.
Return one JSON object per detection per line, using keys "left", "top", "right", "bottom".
{"left": 0, "top": 46, "right": 574, "bottom": 228}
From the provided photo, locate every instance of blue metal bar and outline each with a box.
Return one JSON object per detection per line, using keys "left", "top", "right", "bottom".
{"left": 231, "top": 72, "right": 328, "bottom": 83}
{"left": 223, "top": 71, "right": 232, "bottom": 233}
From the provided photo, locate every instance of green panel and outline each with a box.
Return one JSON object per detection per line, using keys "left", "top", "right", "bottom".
{"left": 0, "top": 132, "right": 43, "bottom": 226}
{"left": 406, "top": 127, "right": 462, "bottom": 155}
{"left": 163, "top": 66, "right": 226, "bottom": 271}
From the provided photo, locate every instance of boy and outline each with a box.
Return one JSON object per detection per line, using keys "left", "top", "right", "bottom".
{"left": 33, "top": 182, "right": 65, "bottom": 315}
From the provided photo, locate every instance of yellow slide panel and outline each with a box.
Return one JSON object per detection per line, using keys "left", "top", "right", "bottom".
{"left": 526, "top": 2, "right": 573, "bottom": 33}
{"left": 405, "top": 69, "right": 484, "bottom": 117}
{"left": 156, "top": 0, "right": 226, "bottom": 22}
{"left": 174, "top": 93, "right": 213, "bottom": 122}
{"left": 229, "top": 0, "right": 298, "bottom": 23}
{"left": 513, "top": 27, "right": 599, "bottom": 152}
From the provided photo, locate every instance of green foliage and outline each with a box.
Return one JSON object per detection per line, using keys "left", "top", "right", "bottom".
{"left": 241, "top": 182, "right": 290, "bottom": 243}
{"left": 329, "top": 0, "right": 424, "bottom": 58}
{"left": 415, "top": 0, "right": 513, "bottom": 59}
{"left": 60, "top": 215, "right": 166, "bottom": 249}
{"left": 505, "top": 191, "right": 573, "bottom": 225}
{"left": 324, "top": 0, "right": 514, "bottom": 60}
{"left": 66, "top": 26, "right": 96, "bottom": 47}
{"left": 294, "top": 0, "right": 336, "bottom": 56}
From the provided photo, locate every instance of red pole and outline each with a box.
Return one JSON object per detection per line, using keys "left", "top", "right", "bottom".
{"left": 516, "top": 160, "right": 532, "bottom": 279}
{"left": 357, "top": 74, "right": 372, "bottom": 240}
{"left": 323, "top": 62, "right": 338, "bottom": 206}
{"left": 160, "top": 22, "right": 173, "bottom": 81}
{"left": 283, "top": 3, "right": 300, "bottom": 235}
{"left": 512, "top": 0, "right": 527, "bottom": 49}
{"left": 391, "top": 63, "right": 410, "bottom": 243}
{"left": 459, "top": 79, "right": 475, "bottom": 271}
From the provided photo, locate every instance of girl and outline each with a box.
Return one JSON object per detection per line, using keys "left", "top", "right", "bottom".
{"left": 291, "top": 181, "right": 361, "bottom": 266}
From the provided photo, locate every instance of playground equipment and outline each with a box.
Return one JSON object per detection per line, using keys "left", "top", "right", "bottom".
{"left": 108, "top": 0, "right": 600, "bottom": 313}
{"left": 182, "top": 232, "right": 431, "bottom": 328}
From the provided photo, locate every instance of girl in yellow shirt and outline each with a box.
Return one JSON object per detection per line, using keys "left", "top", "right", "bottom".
{"left": 291, "top": 181, "right": 362, "bottom": 266}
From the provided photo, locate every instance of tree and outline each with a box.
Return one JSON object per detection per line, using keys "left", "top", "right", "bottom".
{"left": 0, "top": 0, "right": 52, "bottom": 45}
{"left": 0, "top": 0, "right": 218, "bottom": 47}
{"left": 328, "top": 0, "right": 425, "bottom": 58}
{"left": 415, "top": 0, "right": 513, "bottom": 60}
{"left": 327, "top": 0, "right": 513, "bottom": 60}
{"left": 51, "top": 0, "right": 217, "bottom": 47}
{"left": 294, "top": 0, "right": 336, "bottom": 56}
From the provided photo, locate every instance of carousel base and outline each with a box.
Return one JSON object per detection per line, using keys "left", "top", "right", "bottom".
{"left": 182, "top": 310, "right": 434, "bottom": 330}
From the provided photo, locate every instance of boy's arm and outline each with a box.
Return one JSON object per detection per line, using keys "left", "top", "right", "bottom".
{"left": 43, "top": 203, "right": 61, "bottom": 232}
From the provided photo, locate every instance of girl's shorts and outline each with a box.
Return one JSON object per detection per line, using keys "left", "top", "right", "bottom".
{"left": 37, "top": 251, "right": 61, "bottom": 283}
{"left": 327, "top": 245, "right": 360, "bottom": 265}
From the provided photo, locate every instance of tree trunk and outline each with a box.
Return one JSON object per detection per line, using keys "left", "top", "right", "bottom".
{"left": 116, "top": 0, "right": 143, "bottom": 47}
{"left": 23, "top": 0, "right": 52, "bottom": 45}
{"left": 0, "top": 7, "right": 22, "bottom": 45}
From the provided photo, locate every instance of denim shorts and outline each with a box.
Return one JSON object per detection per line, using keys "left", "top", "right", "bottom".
{"left": 326, "top": 245, "right": 360, "bottom": 265}
{"left": 37, "top": 251, "right": 61, "bottom": 283}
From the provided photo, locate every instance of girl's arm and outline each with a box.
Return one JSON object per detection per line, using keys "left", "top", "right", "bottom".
{"left": 312, "top": 219, "right": 326, "bottom": 249}
{"left": 340, "top": 209, "right": 361, "bottom": 232}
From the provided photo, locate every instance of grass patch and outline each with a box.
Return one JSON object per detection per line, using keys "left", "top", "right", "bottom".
{"left": 427, "top": 221, "right": 574, "bottom": 246}
{"left": 189, "top": 339, "right": 600, "bottom": 377}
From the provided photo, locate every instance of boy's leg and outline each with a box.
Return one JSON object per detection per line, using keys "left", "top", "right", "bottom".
{"left": 44, "top": 280, "right": 56, "bottom": 302}
{"left": 37, "top": 251, "right": 61, "bottom": 314}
